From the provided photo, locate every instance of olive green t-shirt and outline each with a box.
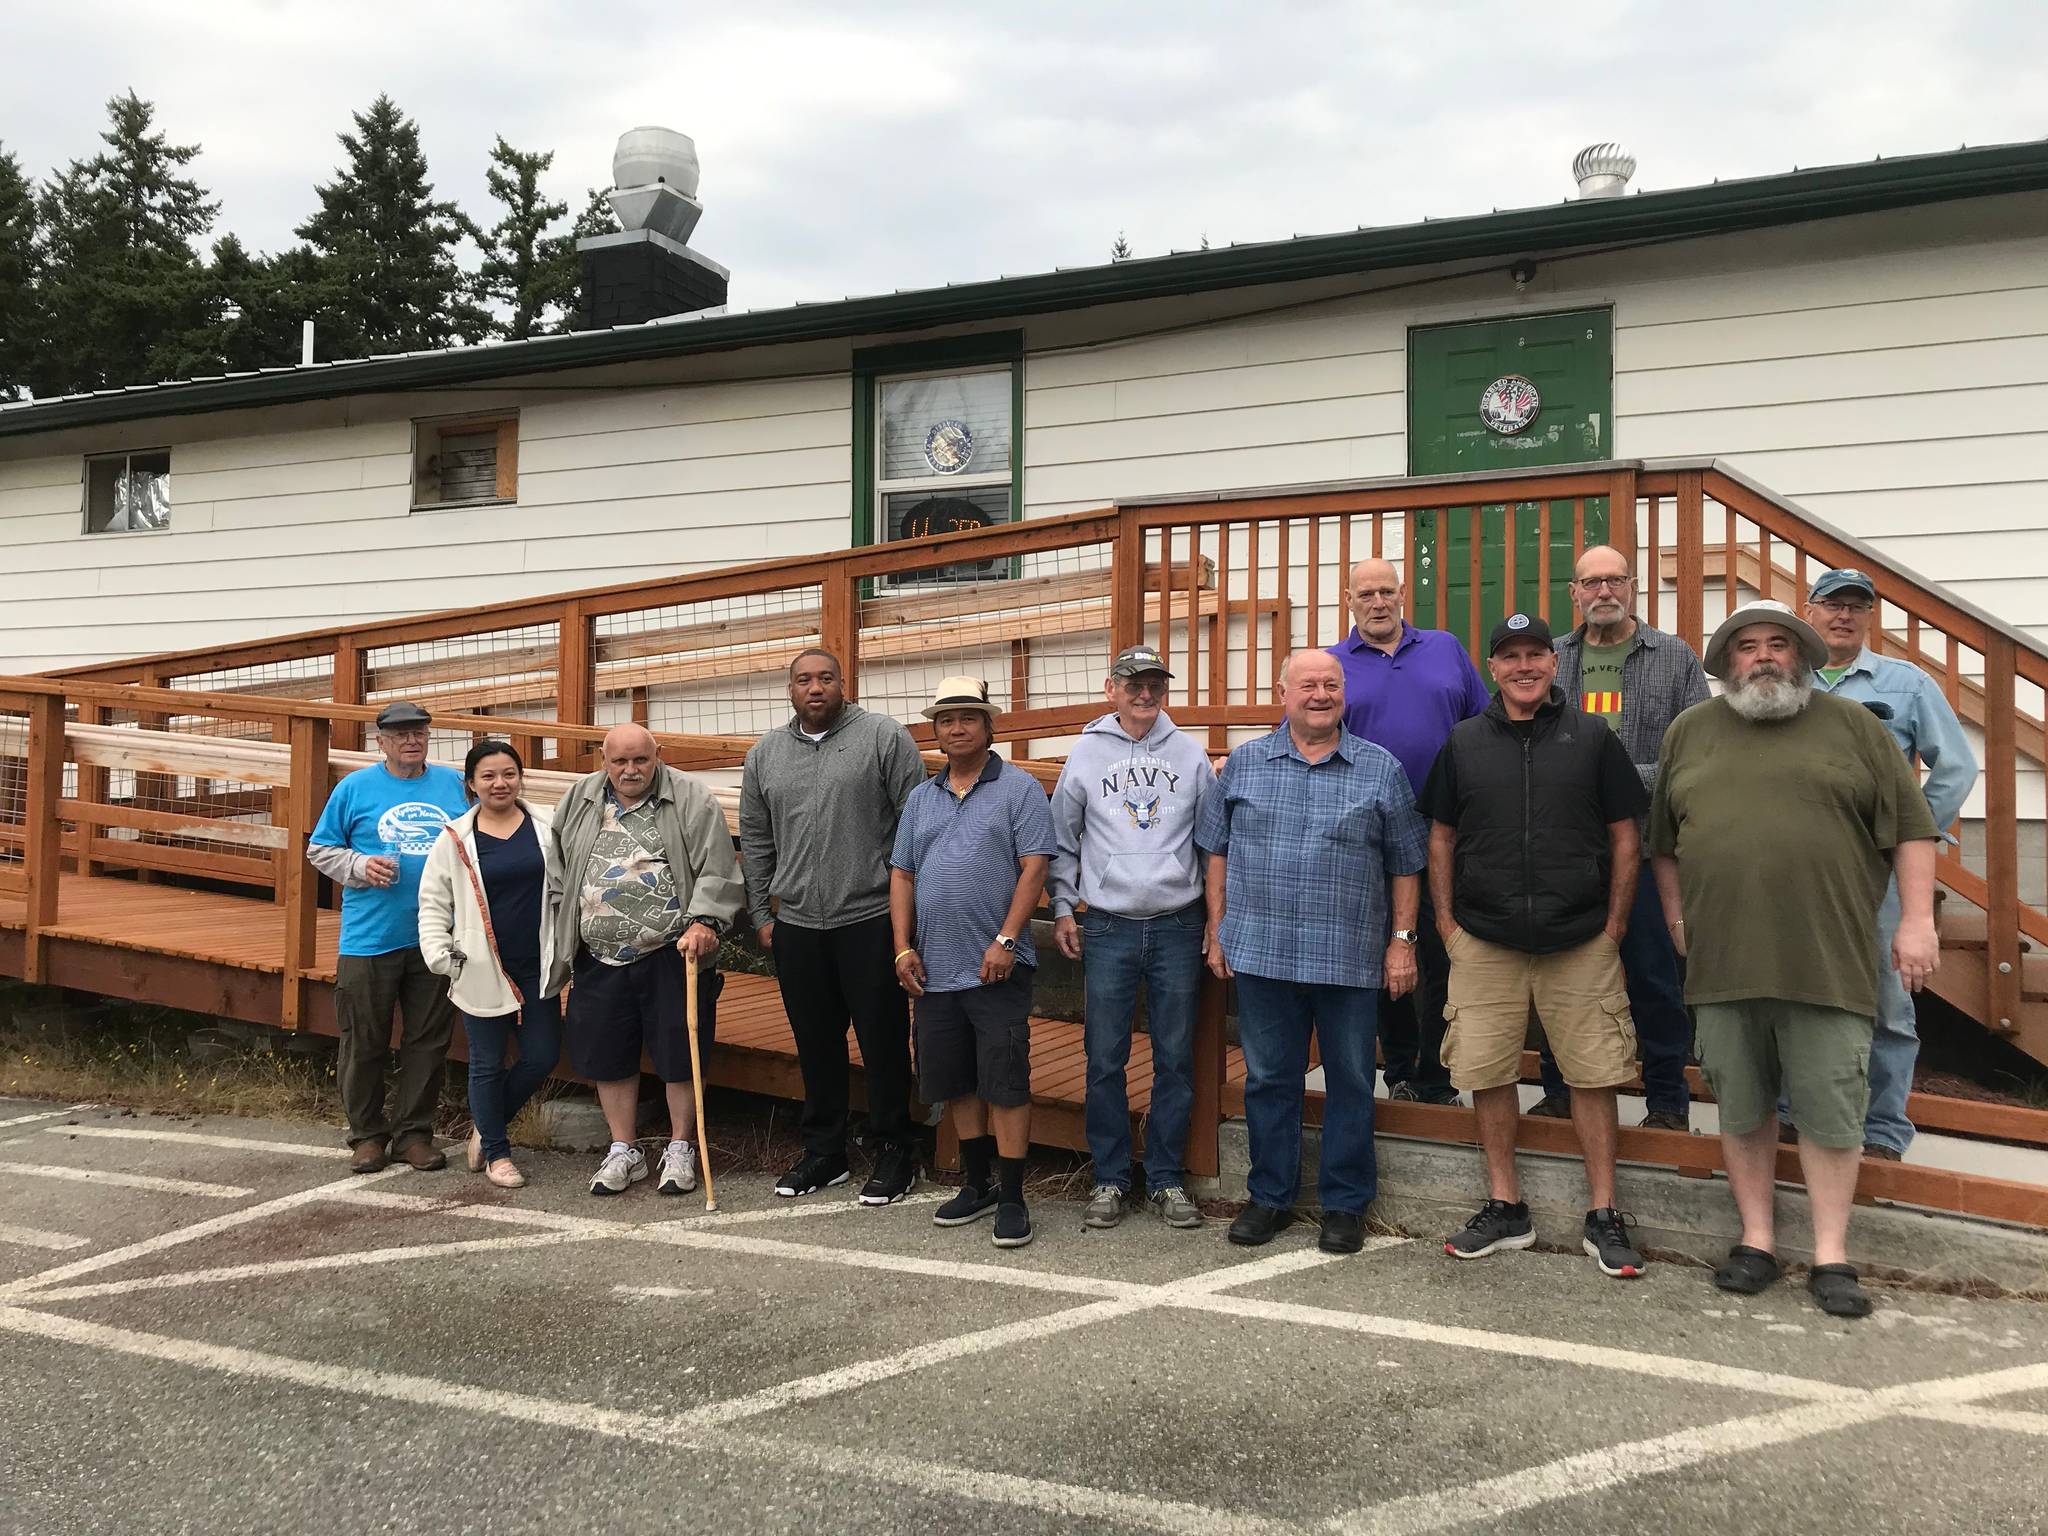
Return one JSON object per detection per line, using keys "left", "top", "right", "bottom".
{"left": 1579, "top": 639, "right": 1630, "bottom": 731}
{"left": 1648, "top": 693, "right": 1936, "bottom": 1016}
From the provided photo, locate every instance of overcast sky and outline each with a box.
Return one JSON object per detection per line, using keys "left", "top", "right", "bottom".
{"left": 2, "top": 0, "right": 2042, "bottom": 315}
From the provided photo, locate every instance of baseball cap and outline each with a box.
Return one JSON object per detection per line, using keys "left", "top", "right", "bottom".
{"left": 374, "top": 701, "right": 432, "bottom": 730}
{"left": 1108, "top": 644, "right": 1174, "bottom": 679}
{"left": 1809, "top": 567, "right": 1875, "bottom": 603}
{"left": 1487, "top": 612, "right": 1555, "bottom": 657}
{"left": 920, "top": 675, "right": 996, "bottom": 719}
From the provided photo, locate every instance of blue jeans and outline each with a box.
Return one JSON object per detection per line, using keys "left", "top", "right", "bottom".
{"left": 1777, "top": 879, "right": 1915, "bottom": 1153}
{"left": 1233, "top": 973, "right": 1379, "bottom": 1215}
{"left": 464, "top": 968, "right": 563, "bottom": 1164}
{"left": 1081, "top": 901, "right": 1205, "bottom": 1193}
{"left": 1539, "top": 868, "right": 1692, "bottom": 1115}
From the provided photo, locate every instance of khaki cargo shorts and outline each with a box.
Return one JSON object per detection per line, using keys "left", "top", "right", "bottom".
{"left": 1442, "top": 927, "right": 1636, "bottom": 1092}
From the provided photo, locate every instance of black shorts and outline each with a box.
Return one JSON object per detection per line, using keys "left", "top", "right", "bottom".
{"left": 566, "top": 944, "right": 722, "bottom": 1084}
{"left": 914, "top": 966, "right": 1034, "bottom": 1109}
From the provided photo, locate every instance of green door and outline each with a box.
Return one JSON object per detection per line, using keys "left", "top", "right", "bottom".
{"left": 1407, "top": 309, "right": 1613, "bottom": 644}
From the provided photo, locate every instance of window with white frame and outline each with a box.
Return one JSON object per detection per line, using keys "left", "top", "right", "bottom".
{"left": 83, "top": 448, "right": 172, "bottom": 534}
{"left": 873, "top": 365, "right": 1014, "bottom": 585}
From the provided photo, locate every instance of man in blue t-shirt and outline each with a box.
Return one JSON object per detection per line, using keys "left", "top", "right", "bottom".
{"left": 307, "top": 701, "right": 472, "bottom": 1173}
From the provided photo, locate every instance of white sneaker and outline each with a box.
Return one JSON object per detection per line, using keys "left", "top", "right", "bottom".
{"left": 657, "top": 1141, "right": 698, "bottom": 1195}
{"left": 589, "top": 1145, "right": 647, "bottom": 1195}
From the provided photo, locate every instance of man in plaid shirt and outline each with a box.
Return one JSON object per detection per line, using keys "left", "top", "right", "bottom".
{"left": 1197, "top": 649, "right": 1429, "bottom": 1255}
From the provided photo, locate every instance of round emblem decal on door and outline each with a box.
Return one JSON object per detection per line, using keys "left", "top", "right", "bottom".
{"left": 922, "top": 419, "right": 976, "bottom": 474}
{"left": 1478, "top": 375, "right": 1541, "bottom": 435}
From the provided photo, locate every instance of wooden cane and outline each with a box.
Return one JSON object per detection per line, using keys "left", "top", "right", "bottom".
{"left": 685, "top": 948, "right": 717, "bottom": 1211}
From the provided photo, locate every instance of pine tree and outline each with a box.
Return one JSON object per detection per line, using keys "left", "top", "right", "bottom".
{"left": 469, "top": 137, "right": 573, "bottom": 340}
{"left": 0, "top": 146, "right": 35, "bottom": 399}
{"left": 570, "top": 186, "right": 618, "bottom": 240}
{"left": 1110, "top": 230, "right": 1132, "bottom": 262}
{"left": 296, "top": 94, "right": 486, "bottom": 357}
{"left": 29, "top": 91, "right": 218, "bottom": 396}
{"left": 183, "top": 235, "right": 329, "bottom": 374}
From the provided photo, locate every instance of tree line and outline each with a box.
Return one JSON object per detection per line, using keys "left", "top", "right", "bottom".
{"left": 0, "top": 91, "right": 620, "bottom": 401}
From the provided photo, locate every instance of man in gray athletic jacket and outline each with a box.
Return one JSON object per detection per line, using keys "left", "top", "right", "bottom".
{"left": 741, "top": 648, "right": 928, "bottom": 1205}
{"left": 1050, "top": 644, "right": 1218, "bottom": 1231}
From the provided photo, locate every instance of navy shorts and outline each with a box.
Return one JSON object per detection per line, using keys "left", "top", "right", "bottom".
{"left": 914, "top": 966, "right": 1034, "bottom": 1108}
{"left": 566, "top": 944, "right": 722, "bottom": 1084}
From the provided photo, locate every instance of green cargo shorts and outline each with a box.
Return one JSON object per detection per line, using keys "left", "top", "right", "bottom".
{"left": 1694, "top": 999, "right": 1874, "bottom": 1149}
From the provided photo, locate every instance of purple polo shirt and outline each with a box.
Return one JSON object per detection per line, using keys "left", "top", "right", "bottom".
{"left": 1328, "top": 622, "right": 1491, "bottom": 793}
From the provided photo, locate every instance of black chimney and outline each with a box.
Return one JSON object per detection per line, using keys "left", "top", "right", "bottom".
{"left": 571, "top": 126, "right": 729, "bottom": 330}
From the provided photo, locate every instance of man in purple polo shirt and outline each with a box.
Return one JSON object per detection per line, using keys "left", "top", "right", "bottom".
{"left": 1329, "top": 556, "right": 1491, "bottom": 1106}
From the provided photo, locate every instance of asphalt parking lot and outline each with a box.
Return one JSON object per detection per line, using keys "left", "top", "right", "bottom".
{"left": 5, "top": 1096, "right": 2048, "bottom": 1535}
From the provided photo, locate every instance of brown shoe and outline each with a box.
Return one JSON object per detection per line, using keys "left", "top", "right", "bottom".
{"left": 1640, "top": 1110, "right": 1691, "bottom": 1133}
{"left": 350, "top": 1137, "right": 390, "bottom": 1174}
{"left": 1525, "top": 1094, "right": 1571, "bottom": 1120}
{"left": 1862, "top": 1143, "right": 1903, "bottom": 1162}
{"left": 394, "top": 1139, "right": 448, "bottom": 1171}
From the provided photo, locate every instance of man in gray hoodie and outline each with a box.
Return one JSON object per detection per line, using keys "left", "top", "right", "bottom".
{"left": 1050, "top": 644, "right": 1218, "bottom": 1231}
{"left": 741, "top": 648, "right": 928, "bottom": 1205}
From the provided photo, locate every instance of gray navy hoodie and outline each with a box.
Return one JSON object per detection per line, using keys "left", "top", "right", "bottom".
{"left": 1048, "top": 710, "right": 1217, "bottom": 920}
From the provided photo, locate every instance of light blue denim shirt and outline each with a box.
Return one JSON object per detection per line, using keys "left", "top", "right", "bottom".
{"left": 1816, "top": 646, "right": 1978, "bottom": 835}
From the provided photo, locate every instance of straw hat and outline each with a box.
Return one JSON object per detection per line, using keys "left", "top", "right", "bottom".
{"left": 921, "top": 675, "right": 996, "bottom": 719}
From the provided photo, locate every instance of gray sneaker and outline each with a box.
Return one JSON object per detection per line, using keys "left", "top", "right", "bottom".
{"left": 1083, "top": 1184, "right": 1126, "bottom": 1229}
{"left": 1148, "top": 1186, "right": 1203, "bottom": 1229}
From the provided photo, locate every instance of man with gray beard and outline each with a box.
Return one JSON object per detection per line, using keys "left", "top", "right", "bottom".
{"left": 1649, "top": 601, "right": 1938, "bottom": 1319}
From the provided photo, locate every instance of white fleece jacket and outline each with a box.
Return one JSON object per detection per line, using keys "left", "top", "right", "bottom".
{"left": 417, "top": 802, "right": 561, "bottom": 1017}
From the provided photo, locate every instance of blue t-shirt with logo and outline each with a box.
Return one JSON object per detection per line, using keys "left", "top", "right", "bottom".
{"left": 310, "top": 763, "right": 471, "bottom": 957}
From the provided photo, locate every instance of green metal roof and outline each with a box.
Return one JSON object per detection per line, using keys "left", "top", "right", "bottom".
{"left": 4, "top": 139, "right": 2046, "bottom": 441}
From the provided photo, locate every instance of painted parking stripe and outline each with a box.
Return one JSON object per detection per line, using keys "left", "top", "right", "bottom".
{"left": 0, "top": 1223, "right": 90, "bottom": 1252}
{"left": 0, "top": 1104, "right": 94, "bottom": 1130}
{"left": 0, "top": 1162, "right": 253, "bottom": 1199}
{"left": 43, "top": 1125, "right": 350, "bottom": 1159}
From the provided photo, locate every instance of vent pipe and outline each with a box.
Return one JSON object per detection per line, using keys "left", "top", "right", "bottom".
{"left": 1572, "top": 143, "right": 1637, "bottom": 199}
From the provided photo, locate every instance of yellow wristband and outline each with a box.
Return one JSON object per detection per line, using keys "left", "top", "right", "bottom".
{"left": 894, "top": 948, "right": 916, "bottom": 962}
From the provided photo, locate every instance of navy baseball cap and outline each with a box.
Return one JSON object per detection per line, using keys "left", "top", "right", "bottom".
{"left": 1809, "top": 568, "right": 1875, "bottom": 602}
{"left": 1487, "top": 612, "right": 1555, "bottom": 656}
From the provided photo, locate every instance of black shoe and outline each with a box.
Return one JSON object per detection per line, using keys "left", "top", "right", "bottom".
{"left": 932, "top": 1183, "right": 1000, "bottom": 1226}
{"left": 992, "top": 1201, "right": 1033, "bottom": 1248}
{"left": 1640, "top": 1110, "right": 1691, "bottom": 1133}
{"left": 1582, "top": 1207, "right": 1647, "bottom": 1278}
{"left": 775, "top": 1151, "right": 850, "bottom": 1198}
{"left": 1227, "top": 1203, "right": 1291, "bottom": 1246}
{"left": 1777, "top": 1120, "right": 1799, "bottom": 1145}
{"left": 1445, "top": 1199, "right": 1535, "bottom": 1259}
{"left": 1318, "top": 1210, "right": 1365, "bottom": 1254}
{"left": 1415, "top": 1088, "right": 1462, "bottom": 1107}
{"left": 1525, "top": 1094, "right": 1571, "bottom": 1120}
{"left": 859, "top": 1142, "right": 919, "bottom": 1205}
{"left": 1387, "top": 1082, "right": 1423, "bottom": 1102}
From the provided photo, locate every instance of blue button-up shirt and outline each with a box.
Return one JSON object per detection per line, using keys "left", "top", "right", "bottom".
{"left": 1328, "top": 623, "right": 1492, "bottom": 795}
{"left": 1817, "top": 647, "right": 1978, "bottom": 835}
{"left": 1195, "top": 726, "right": 1429, "bottom": 988}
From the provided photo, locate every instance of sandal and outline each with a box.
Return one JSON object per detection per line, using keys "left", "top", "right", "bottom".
{"left": 1807, "top": 1263, "right": 1873, "bottom": 1319}
{"left": 1712, "top": 1245, "right": 1783, "bottom": 1295}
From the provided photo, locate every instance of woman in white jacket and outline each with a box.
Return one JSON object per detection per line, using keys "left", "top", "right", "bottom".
{"left": 418, "top": 741, "right": 562, "bottom": 1188}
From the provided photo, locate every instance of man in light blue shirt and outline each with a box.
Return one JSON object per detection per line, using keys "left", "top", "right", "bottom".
{"left": 1803, "top": 569, "right": 1978, "bottom": 1160}
{"left": 307, "top": 701, "right": 471, "bottom": 1173}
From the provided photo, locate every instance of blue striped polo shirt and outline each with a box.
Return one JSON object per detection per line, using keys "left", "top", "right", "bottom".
{"left": 889, "top": 754, "right": 1057, "bottom": 993}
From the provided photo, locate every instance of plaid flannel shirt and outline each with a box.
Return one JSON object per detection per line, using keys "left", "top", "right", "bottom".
{"left": 1555, "top": 620, "right": 1711, "bottom": 798}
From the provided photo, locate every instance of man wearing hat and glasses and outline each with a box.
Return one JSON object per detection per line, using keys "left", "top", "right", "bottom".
{"left": 1049, "top": 644, "right": 1217, "bottom": 1232}
{"left": 1650, "top": 600, "right": 1940, "bottom": 1318}
{"left": 890, "top": 676, "right": 1056, "bottom": 1248}
{"left": 1800, "top": 568, "right": 1977, "bottom": 1162}
{"left": 307, "top": 702, "right": 472, "bottom": 1172}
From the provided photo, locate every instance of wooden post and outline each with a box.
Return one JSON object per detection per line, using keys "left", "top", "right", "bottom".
{"left": 76, "top": 700, "right": 112, "bottom": 879}
{"left": 22, "top": 692, "right": 65, "bottom": 983}
{"left": 281, "top": 715, "right": 332, "bottom": 1029}
{"left": 270, "top": 718, "right": 290, "bottom": 904}
{"left": 1674, "top": 469, "right": 1707, "bottom": 658}
{"left": 1607, "top": 465, "right": 1639, "bottom": 573}
{"left": 1109, "top": 505, "right": 1144, "bottom": 652}
{"left": 1984, "top": 636, "right": 2022, "bottom": 1035}
{"left": 331, "top": 639, "right": 364, "bottom": 753}
{"left": 1186, "top": 969, "right": 1226, "bottom": 1179}
{"left": 821, "top": 558, "right": 858, "bottom": 699}
{"left": 556, "top": 600, "right": 594, "bottom": 770}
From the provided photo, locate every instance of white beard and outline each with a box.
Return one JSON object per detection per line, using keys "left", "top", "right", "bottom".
{"left": 1724, "top": 663, "right": 1813, "bottom": 722}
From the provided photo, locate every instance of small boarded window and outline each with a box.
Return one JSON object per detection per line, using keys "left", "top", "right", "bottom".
{"left": 414, "top": 416, "right": 518, "bottom": 508}
{"left": 83, "top": 448, "right": 172, "bottom": 534}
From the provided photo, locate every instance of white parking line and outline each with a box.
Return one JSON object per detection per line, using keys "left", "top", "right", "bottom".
{"left": 0, "top": 1162, "right": 253, "bottom": 1199}
{"left": 0, "top": 1223, "right": 90, "bottom": 1252}
{"left": 0, "top": 1104, "right": 93, "bottom": 1131}
{"left": 41, "top": 1125, "right": 349, "bottom": 1159}
{"left": 614, "top": 1284, "right": 712, "bottom": 1300}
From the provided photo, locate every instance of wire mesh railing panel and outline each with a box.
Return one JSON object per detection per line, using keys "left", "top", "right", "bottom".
{"left": 365, "top": 623, "right": 561, "bottom": 722}
{"left": 0, "top": 707, "right": 26, "bottom": 867}
{"left": 596, "top": 586, "right": 822, "bottom": 739}
{"left": 169, "top": 652, "right": 336, "bottom": 705}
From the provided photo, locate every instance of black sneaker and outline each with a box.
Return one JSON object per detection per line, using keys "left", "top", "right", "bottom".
{"left": 1583, "top": 1207, "right": 1647, "bottom": 1278}
{"left": 1525, "top": 1094, "right": 1571, "bottom": 1120}
{"left": 774, "top": 1151, "right": 850, "bottom": 1199}
{"left": 932, "top": 1183, "right": 1000, "bottom": 1226}
{"left": 992, "top": 1201, "right": 1033, "bottom": 1248}
{"left": 1227, "top": 1203, "right": 1291, "bottom": 1246}
{"left": 1445, "top": 1199, "right": 1535, "bottom": 1259}
{"left": 859, "top": 1142, "right": 918, "bottom": 1206}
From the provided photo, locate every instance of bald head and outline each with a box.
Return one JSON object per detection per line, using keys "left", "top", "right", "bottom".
{"left": 1570, "top": 544, "right": 1636, "bottom": 636}
{"left": 601, "top": 723, "right": 661, "bottom": 804}
{"left": 1346, "top": 557, "right": 1404, "bottom": 649}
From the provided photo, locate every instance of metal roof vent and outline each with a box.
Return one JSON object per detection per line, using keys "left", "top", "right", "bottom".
{"left": 1572, "top": 143, "right": 1637, "bottom": 199}
{"left": 571, "top": 126, "right": 729, "bottom": 331}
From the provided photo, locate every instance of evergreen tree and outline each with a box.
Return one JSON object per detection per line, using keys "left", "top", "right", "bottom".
{"left": 469, "top": 137, "right": 573, "bottom": 340}
{"left": 1110, "top": 230, "right": 1132, "bottom": 262}
{"left": 184, "top": 235, "right": 330, "bottom": 373}
{"left": 296, "top": 94, "right": 486, "bottom": 356}
{"left": 570, "top": 185, "right": 618, "bottom": 240}
{"left": 29, "top": 91, "right": 218, "bottom": 396}
{"left": 540, "top": 186, "right": 619, "bottom": 334}
{"left": 0, "top": 146, "right": 35, "bottom": 398}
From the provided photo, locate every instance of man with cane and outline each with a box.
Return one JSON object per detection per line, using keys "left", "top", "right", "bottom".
{"left": 548, "top": 724, "right": 744, "bottom": 1197}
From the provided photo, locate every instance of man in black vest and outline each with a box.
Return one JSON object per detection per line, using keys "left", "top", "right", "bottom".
{"left": 1418, "top": 614, "right": 1651, "bottom": 1279}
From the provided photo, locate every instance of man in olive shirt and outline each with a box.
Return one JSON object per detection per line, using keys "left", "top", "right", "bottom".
{"left": 1650, "top": 601, "right": 1939, "bottom": 1321}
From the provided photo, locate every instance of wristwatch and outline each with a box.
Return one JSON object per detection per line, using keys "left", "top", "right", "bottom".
{"left": 1391, "top": 929, "right": 1418, "bottom": 944}
{"left": 995, "top": 934, "right": 1018, "bottom": 953}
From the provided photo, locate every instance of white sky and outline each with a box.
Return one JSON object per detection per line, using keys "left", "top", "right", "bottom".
{"left": 2, "top": 0, "right": 2043, "bottom": 314}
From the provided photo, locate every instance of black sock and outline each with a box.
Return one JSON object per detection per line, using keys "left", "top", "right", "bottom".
{"left": 997, "top": 1155, "right": 1025, "bottom": 1206}
{"left": 962, "top": 1135, "right": 995, "bottom": 1191}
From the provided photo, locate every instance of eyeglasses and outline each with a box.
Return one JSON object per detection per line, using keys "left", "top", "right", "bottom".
{"left": 1813, "top": 598, "right": 1872, "bottom": 615}
{"left": 380, "top": 728, "right": 430, "bottom": 742}
{"left": 1119, "top": 677, "right": 1167, "bottom": 696}
{"left": 1574, "top": 574, "right": 1632, "bottom": 591}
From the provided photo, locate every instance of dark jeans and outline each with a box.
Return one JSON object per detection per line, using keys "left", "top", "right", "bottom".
{"left": 1234, "top": 972, "right": 1379, "bottom": 1215}
{"left": 772, "top": 913, "right": 915, "bottom": 1154}
{"left": 1538, "top": 869, "right": 1692, "bottom": 1115}
{"left": 462, "top": 968, "right": 563, "bottom": 1164}
{"left": 1079, "top": 900, "right": 1205, "bottom": 1194}
{"left": 1378, "top": 902, "right": 1452, "bottom": 1098}
{"left": 334, "top": 945, "right": 456, "bottom": 1150}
